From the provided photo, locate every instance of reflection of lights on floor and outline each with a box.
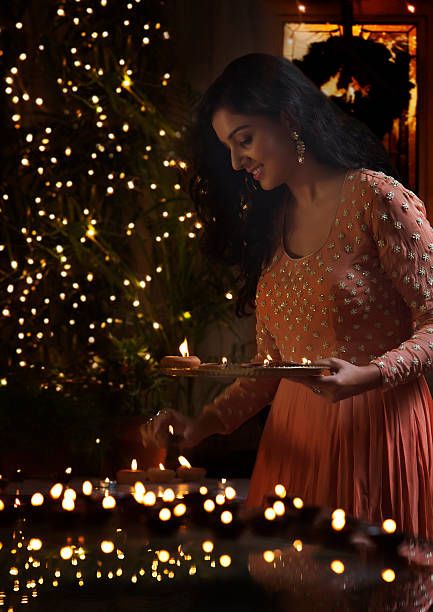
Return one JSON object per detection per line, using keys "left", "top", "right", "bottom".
{"left": 330, "top": 559, "right": 345, "bottom": 575}
{"left": 381, "top": 568, "right": 396, "bottom": 583}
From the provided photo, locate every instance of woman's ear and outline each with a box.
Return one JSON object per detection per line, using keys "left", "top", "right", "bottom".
{"left": 280, "top": 110, "right": 300, "bottom": 134}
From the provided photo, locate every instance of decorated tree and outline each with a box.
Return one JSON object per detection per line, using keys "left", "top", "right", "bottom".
{"left": 0, "top": 0, "right": 234, "bottom": 470}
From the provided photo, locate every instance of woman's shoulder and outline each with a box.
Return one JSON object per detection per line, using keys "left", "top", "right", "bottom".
{"left": 354, "top": 168, "right": 417, "bottom": 198}
{"left": 353, "top": 168, "right": 428, "bottom": 235}
{"left": 350, "top": 168, "right": 423, "bottom": 211}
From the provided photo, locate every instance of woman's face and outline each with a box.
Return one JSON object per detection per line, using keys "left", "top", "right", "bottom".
{"left": 212, "top": 107, "right": 295, "bottom": 190}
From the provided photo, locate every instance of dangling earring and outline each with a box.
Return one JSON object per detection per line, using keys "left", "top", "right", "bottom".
{"left": 291, "top": 130, "right": 306, "bottom": 165}
{"left": 244, "top": 172, "right": 258, "bottom": 192}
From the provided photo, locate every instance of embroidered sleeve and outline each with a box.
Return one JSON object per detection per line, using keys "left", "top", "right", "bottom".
{"left": 367, "top": 174, "right": 433, "bottom": 388}
{"left": 202, "top": 296, "right": 281, "bottom": 434}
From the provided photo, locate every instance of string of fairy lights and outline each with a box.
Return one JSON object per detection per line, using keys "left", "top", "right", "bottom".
{"left": 0, "top": 0, "right": 234, "bottom": 396}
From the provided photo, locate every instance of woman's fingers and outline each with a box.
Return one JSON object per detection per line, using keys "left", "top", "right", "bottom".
{"left": 141, "top": 409, "right": 193, "bottom": 449}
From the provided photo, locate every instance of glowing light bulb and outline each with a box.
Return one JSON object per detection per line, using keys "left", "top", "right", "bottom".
{"left": 101, "top": 540, "right": 115, "bottom": 554}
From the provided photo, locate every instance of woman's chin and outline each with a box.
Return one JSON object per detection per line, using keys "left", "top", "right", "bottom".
{"left": 259, "top": 178, "right": 279, "bottom": 191}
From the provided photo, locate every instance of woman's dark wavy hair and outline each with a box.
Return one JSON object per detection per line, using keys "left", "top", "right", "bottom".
{"left": 188, "top": 53, "right": 396, "bottom": 316}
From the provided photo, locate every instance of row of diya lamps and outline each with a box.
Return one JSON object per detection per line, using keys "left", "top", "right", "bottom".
{"left": 159, "top": 338, "right": 313, "bottom": 370}
{"left": 0, "top": 478, "right": 406, "bottom": 563}
{"left": 116, "top": 457, "right": 206, "bottom": 485}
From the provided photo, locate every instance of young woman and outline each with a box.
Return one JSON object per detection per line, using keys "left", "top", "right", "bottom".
{"left": 143, "top": 53, "right": 433, "bottom": 539}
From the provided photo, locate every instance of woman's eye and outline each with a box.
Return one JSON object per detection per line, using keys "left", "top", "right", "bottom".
{"left": 240, "top": 137, "right": 252, "bottom": 147}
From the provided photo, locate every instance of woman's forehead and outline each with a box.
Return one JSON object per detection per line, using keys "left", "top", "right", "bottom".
{"left": 212, "top": 109, "right": 264, "bottom": 141}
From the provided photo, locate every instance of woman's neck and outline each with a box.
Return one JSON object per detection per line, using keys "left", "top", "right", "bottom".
{"left": 285, "top": 158, "right": 347, "bottom": 210}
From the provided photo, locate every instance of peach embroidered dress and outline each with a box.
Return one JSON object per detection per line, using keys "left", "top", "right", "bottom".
{"left": 204, "top": 169, "right": 433, "bottom": 539}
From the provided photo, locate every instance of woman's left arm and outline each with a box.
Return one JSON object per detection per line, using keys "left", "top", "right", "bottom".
{"left": 366, "top": 174, "right": 433, "bottom": 388}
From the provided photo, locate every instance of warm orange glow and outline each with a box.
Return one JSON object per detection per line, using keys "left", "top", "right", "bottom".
{"left": 293, "top": 497, "right": 304, "bottom": 509}
{"left": 203, "top": 499, "right": 215, "bottom": 512}
{"left": 179, "top": 338, "right": 189, "bottom": 357}
{"left": 82, "top": 481, "right": 93, "bottom": 496}
{"left": 101, "top": 540, "right": 115, "bottom": 554}
{"left": 221, "top": 510, "right": 233, "bottom": 524}
{"left": 263, "top": 550, "right": 275, "bottom": 563}
{"left": 225, "top": 486, "right": 236, "bottom": 500}
{"left": 173, "top": 503, "right": 186, "bottom": 517}
{"left": 143, "top": 491, "right": 157, "bottom": 506}
{"left": 274, "top": 484, "right": 286, "bottom": 498}
{"left": 178, "top": 455, "right": 191, "bottom": 468}
{"left": 332, "top": 508, "right": 346, "bottom": 531}
{"left": 382, "top": 518, "right": 397, "bottom": 533}
{"left": 320, "top": 70, "right": 371, "bottom": 103}
{"left": 60, "top": 546, "right": 74, "bottom": 560}
{"left": 134, "top": 482, "right": 145, "bottom": 496}
{"left": 62, "top": 497, "right": 75, "bottom": 512}
{"left": 273, "top": 500, "right": 286, "bottom": 516}
{"left": 131, "top": 459, "right": 138, "bottom": 470}
{"left": 31, "top": 493, "right": 44, "bottom": 506}
{"left": 162, "top": 488, "right": 175, "bottom": 502}
{"left": 159, "top": 507, "right": 171, "bottom": 521}
{"left": 50, "top": 483, "right": 63, "bottom": 499}
{"left": 293, "top": 539, "right": 303, "bottom": 552}
{"left": 157, "top": 550, "right": 170, "bottom": 562}
{"left": 264, "top": 507, "right": 276, "bottom": 521}
{"left": 330, "top": 560, "right": 345, "bottom": 574}
{"left": 381, "top": 568, "right": 396, "bottom": 582}
{"left": 28, "top": 538, "right": 43, "bottom": 551}
{"left": 219, "top": 554, "right": 231, "bottom": 567}
{"left": 159, "top": 463, "right": 165, "bottom": 470}
{"left": 102, "top": 495, "right": 116, "bottom": 510}
{"left": 202, "top": 540, "right": 214, "bottom": 553}
{"left": 407, "top": 2, "right": 415, "bottom": 13}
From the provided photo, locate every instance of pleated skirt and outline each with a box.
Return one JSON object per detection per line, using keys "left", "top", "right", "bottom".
{"left": 247, "top": 376, "right": 433, "bottom": 540}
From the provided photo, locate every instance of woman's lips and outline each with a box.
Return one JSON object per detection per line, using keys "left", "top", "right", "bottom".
{"left": 252, "top": 165, "right": 264, "bottom": 181}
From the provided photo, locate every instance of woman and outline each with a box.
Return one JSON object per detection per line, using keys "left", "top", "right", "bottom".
{"left": 143, "top": 53, "right": 433, "bottom": 539}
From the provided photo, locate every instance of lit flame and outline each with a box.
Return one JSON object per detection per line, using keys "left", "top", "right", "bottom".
{"left": 320, "top": 70, "right": 371, "bottom": 104}
{"left": 179, "top": 338, "right": 189, "bottom": 358}
{"left": 178, "top": 456, "right": 191, "bottom": 468}
{"left": 221, "top": 356, "right": 228, "bottom": 366}
{"left": 168, "top": 425, "right": 174, "bottom": 435}
{"left": 131, "top": 459, "right": 137, "bottom": 471}
{"left": 301, "top": 357, "right": 311, "bottom": 365}
{"left": 159, "top": 463, "right": 165, "bottom": 470}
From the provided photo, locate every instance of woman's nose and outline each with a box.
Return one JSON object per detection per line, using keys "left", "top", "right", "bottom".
{"left": 230, "top": 149, "right": 246, "bottom": 172}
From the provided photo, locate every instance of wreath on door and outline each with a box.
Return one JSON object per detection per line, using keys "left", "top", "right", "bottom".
{"left": 294, "top": 35, "right": 414, "bottom": 139}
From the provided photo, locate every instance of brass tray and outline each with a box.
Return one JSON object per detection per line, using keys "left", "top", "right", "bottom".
{"left": 161, "top": 362, "right": 324, "bottom": 379}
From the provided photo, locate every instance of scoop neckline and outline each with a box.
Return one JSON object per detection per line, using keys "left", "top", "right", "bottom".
{"left": 280, "top": 169, "right": 354, "bottom": 263}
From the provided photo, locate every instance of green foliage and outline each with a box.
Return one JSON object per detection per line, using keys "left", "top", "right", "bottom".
{"left": 0, "top": 0, "right": 236, "bottom": 418}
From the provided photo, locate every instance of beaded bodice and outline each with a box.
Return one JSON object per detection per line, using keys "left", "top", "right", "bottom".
{"left": 256, "top": 170, "right": 414, "bottom": 366}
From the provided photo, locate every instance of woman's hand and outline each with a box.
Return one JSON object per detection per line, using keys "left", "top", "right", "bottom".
{"left": 296, "top": 358, "right": 382, "bottom": 402}
{"left": 140, "top": 408, "right": 225, "bottom": 450}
